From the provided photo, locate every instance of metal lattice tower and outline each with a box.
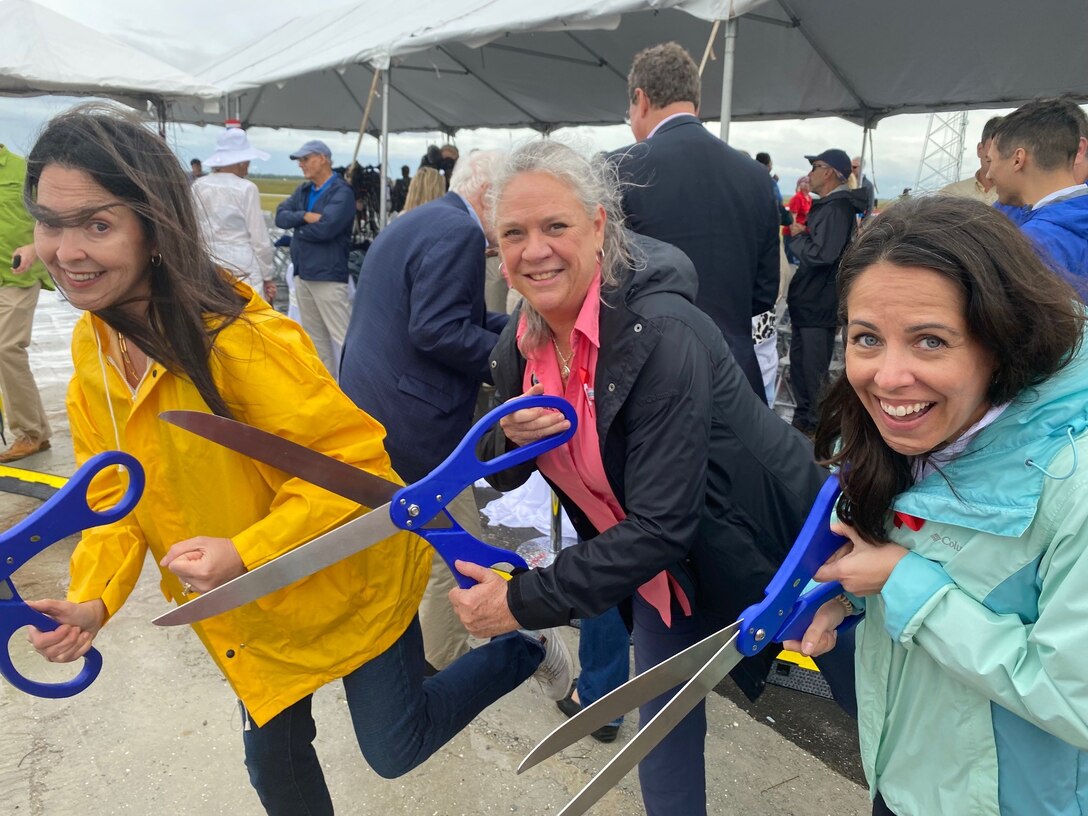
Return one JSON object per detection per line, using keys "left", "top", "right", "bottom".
{"left": 913, "top": 112, "right": 970, "bottom": 194}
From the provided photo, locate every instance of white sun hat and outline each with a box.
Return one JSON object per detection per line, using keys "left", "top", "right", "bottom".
{"left": 203, "top": 127, "right": 270, "bottom": 168}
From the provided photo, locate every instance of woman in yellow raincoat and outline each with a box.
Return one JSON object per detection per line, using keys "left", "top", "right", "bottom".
{"left": 21, "top": 105, "right": 571, "bottom": 816}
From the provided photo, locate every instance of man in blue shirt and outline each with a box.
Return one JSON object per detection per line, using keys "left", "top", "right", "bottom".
{"left": 986, "top": 99, "right": 1088, "bottom": 298}
{"left": 275, "top": 140, "right": 355, "bottom": 374}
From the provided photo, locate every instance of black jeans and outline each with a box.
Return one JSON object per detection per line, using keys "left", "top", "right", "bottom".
{"left": 872, "top": 793, "right": 897, "bottom": 815}
{"left": 789, "top": 325, "right": 836, "bottom": 432}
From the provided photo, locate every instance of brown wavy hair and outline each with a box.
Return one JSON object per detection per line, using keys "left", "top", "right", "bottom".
{"left": 814, "top": 196, "right": 1084, "bottom": 542}
{"left": 24, "top": 104, "right": 246, "bottom": 417}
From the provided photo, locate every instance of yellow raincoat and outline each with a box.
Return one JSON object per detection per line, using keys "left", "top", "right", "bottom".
{"left": 65, "top": 284, "right": 431, "bottom": 725}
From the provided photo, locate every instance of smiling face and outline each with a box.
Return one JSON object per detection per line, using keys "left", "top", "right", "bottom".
{"left": 497, "top": 171, "right": 606, "bottom": 334}
{"left": 33, "top": 165, "right": 153, "bottom": 316}
{"left": 845, "top": 262, "right": 997, "bottom": 457}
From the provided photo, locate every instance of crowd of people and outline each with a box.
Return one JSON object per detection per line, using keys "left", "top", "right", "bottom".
{"left": 2, "top": 36, "right": 1086, "bottom": 816}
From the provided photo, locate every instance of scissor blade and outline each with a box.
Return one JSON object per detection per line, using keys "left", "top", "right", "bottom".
{"left": 519, "top": 622, "right": 741, "bottom": 774}
{"left": 558, "top": 630, "right": 743, "bottom": 816}
{"left": 160, "top": 410, "right": 401, "bottom": 510}
{"left": 0, "top": 580, "right": 13, "bottom": 600}
{"left": 153, "top": 503, "right": 399, "bottom": 626}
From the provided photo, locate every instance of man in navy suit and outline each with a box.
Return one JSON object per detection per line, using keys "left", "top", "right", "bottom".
{"left": 339, "top": 150, "right": 509, "bottom": 672}
{"left": 610, "top": 42, "right": 780, "bottom": 398}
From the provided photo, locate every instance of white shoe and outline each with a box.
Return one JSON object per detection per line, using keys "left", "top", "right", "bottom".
{"left": 524, "top": 628, "right": 573, "bottom": 701}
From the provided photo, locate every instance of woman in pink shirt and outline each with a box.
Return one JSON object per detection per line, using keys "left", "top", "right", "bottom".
{"left": 449, "top": 142, "right": 838, "bottom": 816}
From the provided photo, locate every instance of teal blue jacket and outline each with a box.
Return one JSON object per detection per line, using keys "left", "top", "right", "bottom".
{"left": 854, "top": 337, "right": 1088, "bottom": 816}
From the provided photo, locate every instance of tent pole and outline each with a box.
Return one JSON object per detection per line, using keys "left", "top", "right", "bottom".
{"left": 717, "top": 17, "right": 738, "bottom": 142}
{"left": 698, "top": 20, "right": 721, "bottom": 76}
{"left": 155, "top": 100, "right": 167, "bottom": 138}
{"left": 859, "top": 125, "right": 868, "bottom": 179}
{"left": 352, "top": 69, "right": 383, "bottom": 167}
{"left": 380, "top": 69, "right": 390, "bottom": 229}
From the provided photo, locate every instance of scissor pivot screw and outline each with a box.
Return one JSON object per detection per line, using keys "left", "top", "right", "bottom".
{"left": 754, "top": 628, "right": 766, "bottom": 642}
{"left": 407, "top": 504, "right": 420, "bottom": 517}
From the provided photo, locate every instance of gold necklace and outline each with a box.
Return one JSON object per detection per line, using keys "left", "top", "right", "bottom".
{"left": 116, "top": 332, "right": 141, "bottom": 382}
{"left": 551, "top": 337, "right": 574, "bottom": 380}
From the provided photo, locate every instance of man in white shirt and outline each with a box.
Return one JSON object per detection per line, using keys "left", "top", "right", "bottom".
{"left": 192, "top": 129, "right": 277, "bottom": 303}
{"left": 938, "top": 117, "right": 1003, "bottom": 204}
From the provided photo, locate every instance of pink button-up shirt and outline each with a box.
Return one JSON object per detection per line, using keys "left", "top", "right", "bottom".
{"left": 518, "top": 272, "right": 689, "bottom": 626}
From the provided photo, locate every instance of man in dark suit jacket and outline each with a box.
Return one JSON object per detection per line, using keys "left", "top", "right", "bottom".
{"left": 610, "top": 42, "right": 780, "bottom": 397}
{"left": 339, "top": 150, "right": 509, "bottom": 671}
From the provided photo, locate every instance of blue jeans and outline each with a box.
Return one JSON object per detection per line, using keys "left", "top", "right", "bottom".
{"left": 576, "top": 606, "right": 630, "bottom": 727}
{"left": 632, "top": 593, "right": 707, "bottom": 816}
{"left": 242, "top": 616, "right": 542, "bottom": 815}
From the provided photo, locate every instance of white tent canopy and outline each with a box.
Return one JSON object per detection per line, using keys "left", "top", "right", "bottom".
{"left": 179, "top": 0, "right": 1088, "bottom": 135}
{"left": 0, "top": 0, "right": 222, "bottom": 111}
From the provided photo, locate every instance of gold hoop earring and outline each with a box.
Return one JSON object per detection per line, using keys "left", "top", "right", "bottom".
{"left": 150, "top": 252, "right": 163, "bottom": 268}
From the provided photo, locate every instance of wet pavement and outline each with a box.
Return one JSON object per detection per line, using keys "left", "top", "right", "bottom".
{"left": 0, "top": 294, "right": 870, "bottom": 815}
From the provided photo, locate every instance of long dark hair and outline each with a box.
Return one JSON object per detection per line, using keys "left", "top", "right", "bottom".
{"left": 24, "top": 104, "right": 246, "bottom": 417}
{"left": 814, "top": 196, "right": 1084, "bottom": 542}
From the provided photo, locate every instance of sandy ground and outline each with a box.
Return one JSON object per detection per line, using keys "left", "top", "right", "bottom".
{"left": 0, "top": 294, "right": 871, "bottom": 816}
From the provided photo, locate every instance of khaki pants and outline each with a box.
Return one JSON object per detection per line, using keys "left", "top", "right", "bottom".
{"left": 418, "top": 486, "right": 482, "bottom": 670}
{"left": 0, "top": 283, "right": 50, "bottom": 443}
{"left": 295, "top": 278, "right": 351, "bottom": 376}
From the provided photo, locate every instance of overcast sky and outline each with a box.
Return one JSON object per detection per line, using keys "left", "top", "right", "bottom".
{"left": 1, "top": 0, "right": 1019, "bottom": 199}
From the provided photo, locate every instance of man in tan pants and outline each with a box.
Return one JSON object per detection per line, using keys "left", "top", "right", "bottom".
{"left": 0, "top": 144, "right": 53, "bottom": 463}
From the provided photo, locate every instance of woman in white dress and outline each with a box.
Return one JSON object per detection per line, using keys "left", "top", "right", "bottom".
{"left": 192, "top": 128, "right": 277, "bottom": 303}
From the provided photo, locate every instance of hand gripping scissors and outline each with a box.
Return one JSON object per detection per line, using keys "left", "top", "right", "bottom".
{"left": 518, "top": 473, "right": 859, "bottom": 816}
{"left": 153, "top": 394, "right": 577, "bottom": 627}
{"left": 1, "top": 450, "right": 144, "bottom": 698}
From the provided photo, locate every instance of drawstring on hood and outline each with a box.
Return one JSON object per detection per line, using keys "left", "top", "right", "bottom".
{"left": 91, "top": 318, "right": 124, "bottom": 452}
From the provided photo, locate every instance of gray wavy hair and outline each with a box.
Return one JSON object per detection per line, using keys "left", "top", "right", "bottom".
{"left": 487, "top": 141, "right": 632, "bottom": 352}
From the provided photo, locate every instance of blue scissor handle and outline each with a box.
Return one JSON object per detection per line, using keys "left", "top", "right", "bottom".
{"left": 0, "top": 450, "right": 144, "bottom": 568}
{"left": 0, "top": 450, "right": 143, "bottom": 698}
{"left": 736, "top": 473, "right": 857, "bottom": 655}
{"left": 776, "top": 579, "right": 860, "bottom": 643}
{"left": 0, "top": 579, "right": 104, "bottom": 698}
{"left": 391, "top": 395, "right": 577, "bottom": 588}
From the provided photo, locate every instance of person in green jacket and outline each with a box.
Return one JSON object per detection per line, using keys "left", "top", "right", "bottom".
{"left": 790, "top": 196, "right": 1088, "bottom": 816}
{"left": 0, "top": 143, "right": 55, "bottom": 462}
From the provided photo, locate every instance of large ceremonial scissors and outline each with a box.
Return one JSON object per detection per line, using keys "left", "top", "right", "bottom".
{"left": 153, "top": 394, "right": 577, "bottom": 627}
{"left": 1, "top": 450, "right": 144, "bottom": 698}
{"left": 519, "top": 473, "right": 859, "bottom": 816}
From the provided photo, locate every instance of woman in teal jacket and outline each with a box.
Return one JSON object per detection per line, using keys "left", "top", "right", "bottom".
{"left": 788, "top": 196, "right": 1088, "bottom": 816}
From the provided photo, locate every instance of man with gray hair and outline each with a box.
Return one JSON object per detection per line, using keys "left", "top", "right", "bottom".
{"left": 339, "top": 150, "right": 514, "bottom": 672}
{"left": 610, "top": 41, "right": 780, "bottom": 399}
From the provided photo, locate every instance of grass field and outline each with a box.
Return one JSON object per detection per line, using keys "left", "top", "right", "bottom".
{"left": 253, "top": 176, "right": 303, "bottom": 213}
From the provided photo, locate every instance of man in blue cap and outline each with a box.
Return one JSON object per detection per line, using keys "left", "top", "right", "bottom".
{"left": 786, "top": 148, "right": 869, "bottom": 435}
{"left": 275, "top": 139, "right": 355, "bottom": 374}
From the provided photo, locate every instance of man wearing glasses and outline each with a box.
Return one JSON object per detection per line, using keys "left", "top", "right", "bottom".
{"left": 786, "top": 149, "right": 869, "bottom": 435}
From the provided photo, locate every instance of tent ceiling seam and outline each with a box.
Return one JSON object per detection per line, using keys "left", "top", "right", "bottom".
{"left": 384, "top": 68, "right": 456, "bottom": 133}
{"left": 484, "top": 42, "right": 603, "bottom": 68}
{"left": 773, "top": 0, "right": 873, "bottom": 124}
{"left": 436, "top": 44, "right": 545, "bottom": 127}
{"left": 562, "top": 31, "right": 628, "bottom": 82}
